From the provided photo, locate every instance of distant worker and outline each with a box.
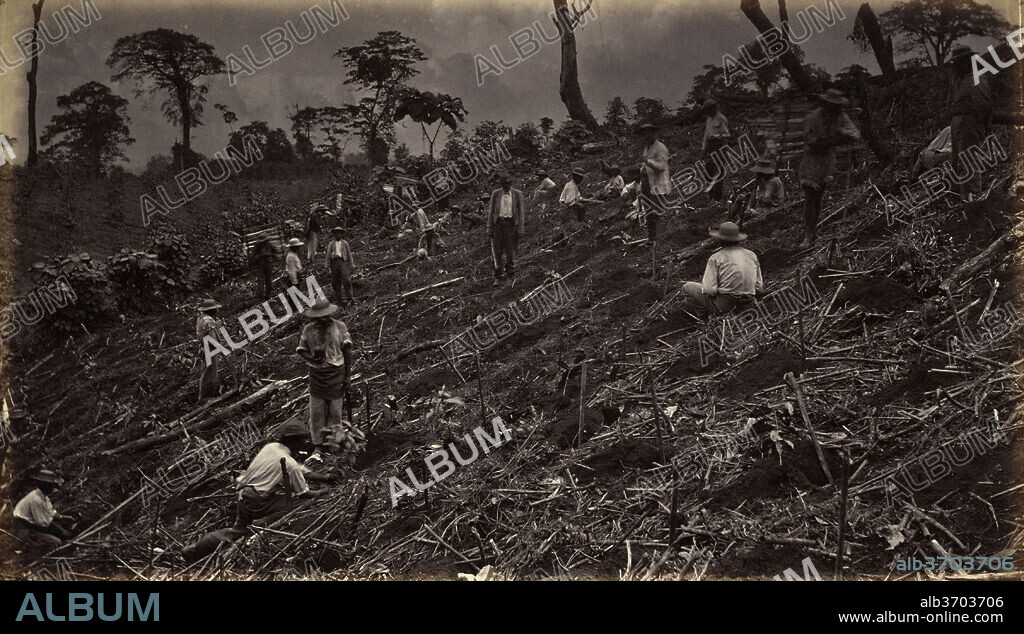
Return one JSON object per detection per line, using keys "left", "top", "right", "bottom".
{"left": 799, "top": 88, "right": 860, "bottom": 247}
{"left": 305, "top": 204, "right": 323, "bottom": 260}
{"left": 731, "top": 158, "right": 785, "bottom": 229}
{"left": 535, "top": 170, "right": 557, "bottom": 196}
{"left": 911, "top": 126, "right": 952, "bottom": 180}
{"left": 560, "top": 168, "right": 600, "bottom": 221}
{"left": 413, "top": 207, "right": 436, "bottom": 255}
{"left": 599, "top": 163, "right": 625, "bottom": 200}
{"left": 325, "top": 226, "right": 355, "bottom": 305}
{"left": 284, "top": 237, "right": 304, "bottom": 287}
{"left": 296, "top": 300, "right": 353, "bottom": 452}
{"left": 488, "top": 173, "right": 527, "bottom": 286}
{"left": 196, "top": 298, "right": 224, "bottom": 402}
{"left": 682, "top": 222, "right": 763, "bottom": 318}
{"left": 949, "top": 45, "right": 993, "bottom": 200}
{"left": 13, "top": 470, "right": 73, "bottom": 548}
{"left": 702, "top": 99, "right": 730, "bottom": 203}
{"left": 639, "top": 123, "right": 671, "bottom": 242}
{"left": 252, "top": 237, "right": 277, "bottom": 300}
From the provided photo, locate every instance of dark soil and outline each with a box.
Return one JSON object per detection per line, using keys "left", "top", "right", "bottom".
{"left": 836, "top": 272, "right": 919, "bottom": 313}
{"left": 574, "top": 439, "right": 663, "bottom": 484}
{"left": 719, "top": 350, "right": 819, "bottom": 400}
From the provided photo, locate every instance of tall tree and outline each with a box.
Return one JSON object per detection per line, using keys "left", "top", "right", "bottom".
{"left": 107, "top": 29, "right": 225, "bottom": 166}
{"left": 603, "top": 97, "right": 630, "bottom": 133}
{"left": 393, "top": 89, "right": 468, "bottom": 159}
{"left": 553, "top": 0, "right": 600, "bottom": 131}
{"left": 26, "top": 0, "right": 43, "bottom": 168}
{"left": 853, "top": 0, "right": 1012, "bottom": 67}
{"left": 289, "top": 106, "right": 320, "bottom": 160}
{"left": 229, "top": 121, "right": 295, "bottom": 163}
{"left": 632, "top": 97, "right": 669, "bottom": 126}
{"left": 539, "top": 116, "right": 554, "bottom": 141}
{"left": 740, "top": 0, "right": 814, "bottom": 92}
{"left": 334, "top": 31, "right": 426, "bottom": 166}
{"left": 850, "top": 3, "right": 897, "bottom": 82}
{"left": 41, "top": 81, "right": 134, "bottom": 176}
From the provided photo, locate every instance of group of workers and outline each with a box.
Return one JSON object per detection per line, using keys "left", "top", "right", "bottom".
{"left": 11, "top": 41, "right": 998, "bottom": 558}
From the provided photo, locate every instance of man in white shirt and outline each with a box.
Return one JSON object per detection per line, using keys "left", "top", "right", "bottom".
{"left": 233, "top": 420, "right": 330, "bottom": 527}
{"left": 535, "top": 170, "right": 557, "bottom": 197}
{"left": 638, "top": 124, "right": 672, "bottom": 242}
{"left": 682, "top": 222, "right": 763, "bottom": 318}
{"left": 702, "top": 99, "right": 730, "bottom": 202}
{"left": 560, "top": 168, "right": 600, "bottom": 221}
{"left": 325, "top": 226, "right": 356, "bottom": 304}
{"left": 488, "top": 173, "right": 527, "bottom": 285}
{"left": 13, "top": 470, "right": 73, "bottom": 547}
{"left": 413, "top": 207, "right": 436, "bottom": 255}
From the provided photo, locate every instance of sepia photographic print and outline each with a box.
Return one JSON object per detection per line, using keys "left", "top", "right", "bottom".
{"left": 0, "top": 0, "right": 1021, "bottom": 624}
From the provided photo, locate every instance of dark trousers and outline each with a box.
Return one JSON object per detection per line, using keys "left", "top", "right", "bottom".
{"left": 257, "top": 261, "right": 274, "bottom": 299}
{"left": 233, "top": 488, "right": 290, "bottom": 528}
{"left": 199, "top": 355, "right": 220, "bottom": 402}
{"left": 330, "top": 258, "right": 353, "bottom": 303}
{"left": 641, "top": 193, "right": 666, "bottom": 241}
{"left": 802, "top": 184, "right": 825, "bottom": 237}
{"left": 704, "top": 139, "right": 726, "bottom": 201}
{"left": 491, "top": 219, "right": 518, "bottom": 278}
{"left": 421, "top": 229, "right": 436, "bottom": 254}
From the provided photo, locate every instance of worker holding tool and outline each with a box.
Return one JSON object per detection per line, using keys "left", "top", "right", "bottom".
{"left": 296, "top": 300, "right": 353, "bottom": 453}
{"left": 13, "top": 470, "right": 75, "bottom": 549}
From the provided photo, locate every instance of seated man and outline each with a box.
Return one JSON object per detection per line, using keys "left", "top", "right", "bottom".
{"left": 731, "top": 158, "right": 784, "bottom": 229}
{"left": 599, "top": 165, "right": 625, "bottom": 200}
{"left": 534, "top": 170, "right": 557, "bottom": 197}
{"left": 682, "top": 222, "right": 763, "bottom": 318}
{"left": 911, "top": 126, "right": 952, "bottom": 180}
{"left": 559, "top": 169, "right": 601, "bottom": 221}
{"left": 233, "top": 420, "right": 331, "bottom": 528}
{"left": 13, "top": 470, "right": 73, "bottom": 549}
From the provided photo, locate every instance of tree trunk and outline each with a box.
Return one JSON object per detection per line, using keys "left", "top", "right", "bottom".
{"left": 855, "top": 3, "right": 896, "bottom": 83}
{"left": 26, "top": 0, "right": 44, "bottom": 169}
{"left": 740, "top": 0, "right": 814, "bottom": 93}
{"left": 553, "top": 0, "right": 601, "bottom": 132}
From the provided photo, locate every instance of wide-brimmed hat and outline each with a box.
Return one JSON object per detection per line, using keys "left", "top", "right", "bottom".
{"left": 536, "top": 169, "right": 549, "bottom": 178}
{"left": 198, "top": 298, "right": 221, "bottom": 312}
{"left": 31, "top": 469, "right": 64, "bottom": 486}
{"left": 571, "top": 167, "right": 587, "bottom": 178}
{"left": 498, "top": 173, "right": 513, "bottom": 184}
{"left": 637, "top": 123, "right": 659, "bottom": 133}
{"left": 608, "top": 164, "right": 621, "bottom": 175}
{"left": 702, "top": 98, "right": 718, "bottom": 109}
{"left": 277, "top": 419, "right": 308, "bottom": 440}
{"left": 709, "top": 221, "right": 747, "bottom": 242}
{"left": 817, "top": 88, "right": 849, "bottom": 106}
{"left": 751, "top": 158, "right": 776, "bottom": 175}
{"left": 479, "top": 193, "right": 491, "bottom": 201}
{"left": 331, "top": 226, "right": 346, "bottom": 234}
{"left": 951, "top": 45, "right": 974, "bottom": 61}
{"left": 286, "top": 237, "right": 304, "bottom": 248}
{"left": 303, "top": 299, "right": 339, "bottom": 318}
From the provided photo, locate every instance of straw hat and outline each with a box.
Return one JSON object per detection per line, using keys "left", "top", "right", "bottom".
{"left": 709, "top": 221, "right": 747, "bottom": 242}
{"left": 571, "top": 167, "right": 587, "bottom": 178}
{"left": 277, "top": 419, "right": 308, "bottom": 440}
{"left": 198, "top": 298, "right": 222, "bottom": 312}
{"left": 286, "top": 237, "right": 304, "bottom": 248}
{"left": 31, "top": 469, "right": 64, "bottom": 486}
{"left": 817, "top": 88, "right": 849, "bottom": 106}
{"left": 702, "top": 98, "right": 718, "bottom": 109}
{"left": 637, "top": 123, "right": 659, "bottom": 133}
{"left": 331, "top": 226, "right": 346, "bottom": 235}
{"left": 303, "top": 299, "right": 339, "bottom": 318}
{"left": 499, "top": 173, "right": 513, "bottom": 184}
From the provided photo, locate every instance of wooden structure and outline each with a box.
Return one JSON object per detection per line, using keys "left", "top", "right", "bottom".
{"left": 751, "top": 95, "right": 865, "bottom": 167}
{"left": 238, "top": 219, "right": 303, "bottom": 259}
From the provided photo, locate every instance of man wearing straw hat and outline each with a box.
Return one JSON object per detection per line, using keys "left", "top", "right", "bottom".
{"left": 682, "top": 222, "right": 763, "bottom": 318}
{"left": 196, "top": 298, "right": 224, "bottom": 402}
{"left": 488, "top": 172, "right": 527, "bottom": 286}
{"left": 949, "top": 44, "right": 993, "bottom": 199}
{"left": 325, "top": 226, "right": 356, "bottom": 305}
{"left": 732, "top": 157, "right": 785, "bottom": 229}
{"left": 798, "top": 87, "right": 860, "bottom": 247}
{"left": 296, "top": 300, "right": 353, "bottom": 451}
{"left": 534, "top": 169, "right": 557, "bottom": 197}
{"left": 284, "top": 237, "right": 305, "bottom": 288}
{"left": 13, "top": 470, "right": 74, "bottom": 548}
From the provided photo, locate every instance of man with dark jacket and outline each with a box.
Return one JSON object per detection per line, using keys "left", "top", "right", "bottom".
{"left": 488, "top": 173, "right": 527, "bottom": 286}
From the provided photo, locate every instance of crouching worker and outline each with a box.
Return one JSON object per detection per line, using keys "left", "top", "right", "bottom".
{"left": 13, "top": 470, "right": 74, "bottom": 549}
{"left": 297, "top": 300, "right": 353, "bottom": 453}
{"left": 731, "top": 158, "right": 784, "bottom": 229}
{"left": 232, "top": 420, "right": 330, "bottom": 529}
{"left": 682, "top": 222, "right": 763, "bottom": 319}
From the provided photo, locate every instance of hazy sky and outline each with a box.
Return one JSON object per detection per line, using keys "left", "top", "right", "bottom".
{"left": 0, "top": 0, "right": 1019, "bottom": 169}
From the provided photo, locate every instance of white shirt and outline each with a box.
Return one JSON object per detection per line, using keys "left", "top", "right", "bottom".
{"left": 559, "top": 180, "right": 582, "bottom": 205}
{"left": 498, "top": 191, "right": 514, "bottom": 218}
{"left": 236, "top": 442, "right": 309, "bottom": 495}
{"left": 14, "top": 488, "right": 57, "bottom": 528}
{"left": 702, "top": 246, "right": 764, "bottom": 297}
{"left": 285, "top": 252, "right": 302, "bottom": 284}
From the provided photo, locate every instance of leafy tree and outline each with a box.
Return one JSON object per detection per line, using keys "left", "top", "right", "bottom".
{"left": 539, "top": 116, "right": 554, "bottom": 142}
{"left": 603, "top": 97, "right": 631, "bottom": 134}
{"left": 632, "top": 97, "right": 669, "bottom": 126}
{"left": 313, "top": 106, "right": 350, "bottom": 161}
{"left": 289, "top": 106, "right": 320, "bottom": 160}
{"left": 334, "top": 31, "right": 426, "bottom": 166}
{"left": 107, "top": 29, "right": 225, "bottom": 165}
{"left": 214, "top": 103, "right": 237, "bottom": 132}
{"left": 850, "top": 0, "right": 1013, "bottom": 66}
{"left": 471, "top": 120, "right": 513, "bottom": 149}
{"left": 439, "top": 129, "right": 467, "bottom": 164}
{"left": 229, "top": 121, "right": 294, "bottom": 163}
{"left": 41, "top": 81, "right": 134, "bottom": 176}
{"left": 509, "top": 122, "right": 543, "bottom": 159}
{"left": 393, "top": 143, "right": 411, "bottom": 163}
{"left": 393, "top": 88, "right": 468, "bottom": 159}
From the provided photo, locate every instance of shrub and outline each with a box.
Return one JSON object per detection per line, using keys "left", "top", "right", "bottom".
{"left": 29, "top": 253, "right": 114, "bottom": 335}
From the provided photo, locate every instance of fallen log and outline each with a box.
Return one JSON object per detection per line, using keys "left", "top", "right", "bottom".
{"left": 396, "top": 340, "right": 444, "bottom": 360}
{"left": 101, "top": 377, "right": 302, "bottom": 455}
{"left": 399, "top": 277, "right": 465, "bottom": 299}
{"left": 938, "top": 230, "right": 1015, "bottom": 294}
